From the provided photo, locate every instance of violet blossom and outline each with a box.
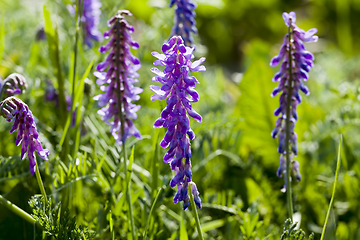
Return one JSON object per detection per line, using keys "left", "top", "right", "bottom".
{"left": 0, "top": 97, "right": 49, "bottom": 174}
{"left": 94, "top": 10, "right": 142, "bottom": 145}
{"left": 0, "top": 73, "right": 27, "bottom": 100}
{"left": 76, "top": 0, "right": 103, "bottom": 47}
{"left": 270, "top": 12, "right": 317, "bottom": 189}
{"left": 150, "top": 36, "right": 205, "bottom": 209}
{"left": 44, "top": 81, "right": 77, "bottom": 127}
{"left": 169, "top": 0, "right": 197, "bottom": 46}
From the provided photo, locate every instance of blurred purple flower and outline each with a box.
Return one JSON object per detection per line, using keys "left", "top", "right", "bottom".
{"left": 44, "top": 81, "right": 77, "bottom": 127}
{"left": 270, "top": 11, "right": 317, "bottom": 187}
{"left": 81, "top": 0, "right": 103, "bottom": 47}
{"left": 0, "top": 97, "right": 49, "bottom": 174}
{"left": 94, "top": 10, "right": 142, "bottom": 145}
{"left": 169, "top": 0, "right": 197, "bottom": 46}
{"left": 0, "top": 73, "right": 27, "bottom": 99}
{"left": 35, "top": 26, "right": 46, "bottom": 42}
{"left": 150, "top": 36, "right": 205, "bottom": 210}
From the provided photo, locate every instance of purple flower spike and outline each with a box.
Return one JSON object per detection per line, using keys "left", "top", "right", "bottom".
{"left": 0, "top": 73, "right": 27, "bottom": 99}
{"left": 0, "top": 97, "right": 49, "bottom": 174}
{"left": 170, "top": 0, "right": 198, "bottom": 46}
{"left": 150, "top": 36, "right": 205, "bottom": 210}
{"left": 81, "top": 0, "right": 103, "bottom": 47}
{"left": 270, "top": 12, "right": 317, "bottom": 189}
{"left": 94, "top": 10, "right": 142, "bottom": 145}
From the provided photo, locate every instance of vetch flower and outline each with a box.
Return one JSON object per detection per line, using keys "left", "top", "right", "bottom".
{"left": 94, "top": 10, "right": 142, "bottom": 145}
{"left": 150, "top": 36, "right": 205, "bottom": 209}
{"left": 0, "top": 73, "right": 27, "bottom": 99}
{"left": 169, "top": 0, "right": 198, "bottom": 46}
{"left": 0, "top": 97, "right": 49, "bottom": 174}
{"left": 270, "top": 11, "right": 317, "bottom": 189}
{"left": 80, "top": 0, "right": 103, "bottom": 47}
{"left": 44, "top": 81, "right": 78, "bottom": 127}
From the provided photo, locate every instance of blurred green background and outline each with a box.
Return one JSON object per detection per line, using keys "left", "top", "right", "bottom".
{"left": 0, "top": 0, "right": 360, "bottom": 239}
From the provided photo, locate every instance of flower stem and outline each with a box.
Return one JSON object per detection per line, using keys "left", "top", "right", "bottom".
{"left": 123, "top": 143, "right": 136, "bottom": 239}
{"left": 70, "top": 0, "right": 82, "bottom": 132}
{"left": 285, "top": 24, "right": 294, "bottom": 221}
{"left": 189, "top": 183, "right": 204, "bottom": 240}
{"left": 114, "top": 18, "right": 136, "bottom": 240}
{"left": 35, "top": 162, "right": 48, "bottom": 202}
{"left": 0, "top": 194, "right": 37, "bottom": 225}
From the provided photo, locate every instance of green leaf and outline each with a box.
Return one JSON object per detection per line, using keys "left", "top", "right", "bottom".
{"left": 43, "top": 6, "right": 67, "bottom": 125}
{"left": 180, "top": 211, "right": 189, "bottom": 240}
{"left": 201, "top": 219, "right": 225, "bottom": 232}
{"left": 236, "top": 55, "right": 278, "bottom": 165}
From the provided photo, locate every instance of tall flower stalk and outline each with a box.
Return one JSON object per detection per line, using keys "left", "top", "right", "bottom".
{"left": 270, "top": 12, "right": 318, "bottom": 219}
{"left": 169, "top": 0, "right": 198, "bottom": 46}
{"left": 94, "top": 10, "right": 142, "bottom": 239}
{"left": 150, "top": 36, "right": 205, "bottom": 210}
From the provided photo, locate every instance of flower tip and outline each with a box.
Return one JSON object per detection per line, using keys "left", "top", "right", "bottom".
{"left": 30, "top": 166, "right": 36, "bottom": 175}
{"left": 282, "top": 12, "right": 290, "bottom": 27}
{"left": 270, "top": 56, "right": 280, "bottom": 67}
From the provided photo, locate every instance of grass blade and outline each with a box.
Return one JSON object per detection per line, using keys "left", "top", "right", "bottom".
{"left": 143, "top": 188, "right": 162, "bottom": 238}
{"left": 43, "top": 6, "right": 67, "bottom": 124}
{"left": 320, "top": 134, "right": 342, "bottom": 240}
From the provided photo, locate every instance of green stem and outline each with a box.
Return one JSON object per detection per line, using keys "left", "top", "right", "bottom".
{"left": 320, "top": 135, "right": 342, "bottom": 240}
{"left": 143, "top": 188, "right": 162, "bottom": 238}
{"left": 114, "top": 17, "right": 136, "bottom": 240}
{"left": 189, "top": 183, "right": 204, "bottom": 240}
{"left": 123, "top": 143, "right": 136, "bottom": 239}
{"left": 285, "top": 23, "right": 294, "bottom": 221}
{"left": 35, "top": 162, "right": 48, "bottom": 202}
{"left": 0, "top": 194, "right": 37, "bottom": 225}
{"left": 70, "top": 0, "right": 81, "bottom": 128}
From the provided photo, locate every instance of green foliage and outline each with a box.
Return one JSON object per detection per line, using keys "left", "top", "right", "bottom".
{"left": 0, "top": 0, "right": 360, "bottom": 239}
{"left": 280, "top": 219, "right": 314, "bottom": 240}
{"left": 239, "top": 205, "right": 263, "bottom": 240}
{"left": 29, "top": 195, "right": 95, "bottom": 240}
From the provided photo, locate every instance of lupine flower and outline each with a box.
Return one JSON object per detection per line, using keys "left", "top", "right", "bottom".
{"left": 150, "top": 36, "right": 205, "bottom": 210}
{"left": 0, "top": 97, "right": 49, "bottom": 174}
{"left": 270, "top": 12, "right": 317, "bottom": 188}
{"left": 169, "top": 0, "right": 197, "bottom": 46}
{"left": 0, "top": 73, "right": 27, "bottom": 99}
{"left": 94, "top": 10, "right": 142, "bottom": 145}
{"left": 81, "top": 0, "right": 103, "bottom": 47}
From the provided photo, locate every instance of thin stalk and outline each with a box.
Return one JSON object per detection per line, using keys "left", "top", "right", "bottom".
{"left": 285, "top": 24, "right": 294, "bottom": 221}
{"left": 114, "top": 19, "right": 136, "bottom": 240}
{"left": 70, "top": 0, "right": 82, "bottom": 119}
{"left": 70, "top": 0, "right": 83, "bottom": 158}
{"left": 320, "top": 135, "right": 342, "bottom": 240}
{"left": 0, "top": 194, "right": 37, "bottom": 225}
{"left": 189, "top": 183, "right": 204, "bottom": 240}
{"left": 143, "top": 188, "right": 162, "bottom": 238}
{"left": 35, "top": 162, "right": 48, "bottom": 202}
